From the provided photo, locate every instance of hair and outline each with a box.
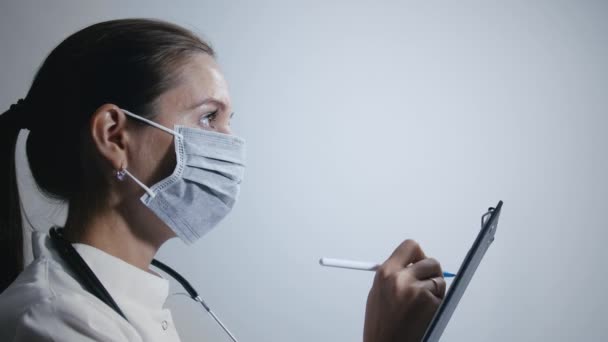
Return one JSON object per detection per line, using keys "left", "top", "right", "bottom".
{"left": 0, "top": 18, "right": 214, "bottom": 292}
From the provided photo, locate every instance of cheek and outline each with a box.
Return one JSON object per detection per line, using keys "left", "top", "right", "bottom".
{"left": 154, "top": 140, "right": 177, "bottom": 182}
{"left": 136, "top": 131, "right": 177, "bottom": 185}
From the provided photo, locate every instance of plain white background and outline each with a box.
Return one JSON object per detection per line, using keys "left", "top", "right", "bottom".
{"left": 1, "top": 1, "right": 607, "bottom": 341}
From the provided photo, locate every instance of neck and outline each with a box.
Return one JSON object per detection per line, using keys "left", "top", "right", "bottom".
{"left": 63, "top": 203, "right": 166, "bottom": 272}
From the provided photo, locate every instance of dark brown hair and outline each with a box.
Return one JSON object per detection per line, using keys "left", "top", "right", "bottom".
{"left": 0, "top": 18, "right": 214, "bottom": 292}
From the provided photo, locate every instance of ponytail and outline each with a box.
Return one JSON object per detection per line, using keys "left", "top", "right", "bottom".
{"left": 0, "top": 101, "right": 30, "bottom": 292}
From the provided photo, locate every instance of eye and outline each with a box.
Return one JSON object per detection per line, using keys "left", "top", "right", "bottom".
{"left": 199, "top": 111, "right": 218, "bottom": 129}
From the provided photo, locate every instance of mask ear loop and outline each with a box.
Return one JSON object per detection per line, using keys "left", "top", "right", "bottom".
{"left": 116, "top": 161, "right": 156, "bottom": 198}
{"left": 122, "top": 169, "right": 156, "bottom": 198}
{"left": 117, "top": 108, "right": 185, "bottom": 198}
{"left": 121, "top": 109, "right": 183, "bottom": 139}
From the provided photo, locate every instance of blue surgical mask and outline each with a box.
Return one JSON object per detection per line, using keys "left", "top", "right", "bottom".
{"left": 119, "top": 109, "right": 246, "bottom": 244}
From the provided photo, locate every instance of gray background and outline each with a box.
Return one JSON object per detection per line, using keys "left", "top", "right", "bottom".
{"left": 1, "top": 0, "right": 607, "bottom": 341}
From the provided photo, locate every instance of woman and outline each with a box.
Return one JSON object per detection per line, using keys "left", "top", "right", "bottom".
{"left": 0, "top": 19, "right": 446, "bottom": 342}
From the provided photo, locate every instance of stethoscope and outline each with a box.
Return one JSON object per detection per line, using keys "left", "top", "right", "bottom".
{"left": 49, "top": 227, "right": 239, "bottom": 342}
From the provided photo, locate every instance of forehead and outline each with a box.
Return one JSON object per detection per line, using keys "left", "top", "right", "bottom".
{"left": 156, "top": 53, "right": 231, "bottom": 113}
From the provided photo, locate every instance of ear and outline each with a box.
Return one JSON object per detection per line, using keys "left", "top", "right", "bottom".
{"left": 89, "top": 104, "right": 129, "bottom": 172}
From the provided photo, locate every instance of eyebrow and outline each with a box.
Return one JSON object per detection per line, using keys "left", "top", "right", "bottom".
{"left": 187, "top": 97, "right": 228, "bottom": 111}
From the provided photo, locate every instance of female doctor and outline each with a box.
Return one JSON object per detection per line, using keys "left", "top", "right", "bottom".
{"left": 0, "top": 19, "right": 447, "bottom": 342}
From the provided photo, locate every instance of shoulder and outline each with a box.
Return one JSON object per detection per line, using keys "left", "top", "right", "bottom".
{"left": 0, "top": 257, "right": 140, "bottom": 342}
{"left": 12, "top": 293, "right": 140, "bottom": 342}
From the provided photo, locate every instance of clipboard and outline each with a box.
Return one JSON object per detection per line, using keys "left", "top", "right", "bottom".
{"left": 422, "top": 200, "right": 503, "bottom": 342}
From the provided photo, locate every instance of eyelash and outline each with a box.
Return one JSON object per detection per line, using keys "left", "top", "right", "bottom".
{"left": 200, "top": 111, "right": 218, "bottom": 127}
{"left": 205, "top": 111, "right": 218, "bottom": 120}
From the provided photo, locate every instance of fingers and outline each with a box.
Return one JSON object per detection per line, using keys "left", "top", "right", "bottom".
{"left": 382, "top": 239, "right": 426, "bottom": 274}
{"left": 408, "top": 257, "right": 443, "bottom": 280}
{"left": 410, "top": 258, "right": 446, "bottom": 299}
{"left": 418, "top": 277, "right": 447, "bottom": 299}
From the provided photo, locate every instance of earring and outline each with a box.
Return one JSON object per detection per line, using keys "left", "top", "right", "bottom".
{"left": 115, "top": 168, "right": 126, "bottom": 181}
{"left": 115, "top": 162, "right": 126, "bottom": 181}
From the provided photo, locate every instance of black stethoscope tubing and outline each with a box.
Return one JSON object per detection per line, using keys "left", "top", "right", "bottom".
{"left": 48, "top": 227, "right": 237, "bottom": 341}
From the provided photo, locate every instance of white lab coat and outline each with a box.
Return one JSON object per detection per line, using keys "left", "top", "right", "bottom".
{"left": 0, "top": 231, "right": 182, "bottom": 342}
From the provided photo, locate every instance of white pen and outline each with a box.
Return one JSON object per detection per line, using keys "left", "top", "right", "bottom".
{"left": 319, "top": 257, "right": 456, "bottom": 277}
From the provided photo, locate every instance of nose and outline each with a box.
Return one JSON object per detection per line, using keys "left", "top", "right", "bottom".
{"left": 215, "top": 123, "right": 232, "bottom": 135}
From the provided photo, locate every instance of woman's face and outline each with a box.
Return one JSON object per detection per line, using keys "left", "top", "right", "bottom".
{"left": 121, "top": 53, "right": 233, "bottom": 241}
{"left": 152, "top": 53, "right": 234, "bottom": 134}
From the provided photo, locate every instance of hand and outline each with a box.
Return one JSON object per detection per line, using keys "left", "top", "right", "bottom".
{"left": 363, "top": 239, "right": 446, "bottom": 342}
